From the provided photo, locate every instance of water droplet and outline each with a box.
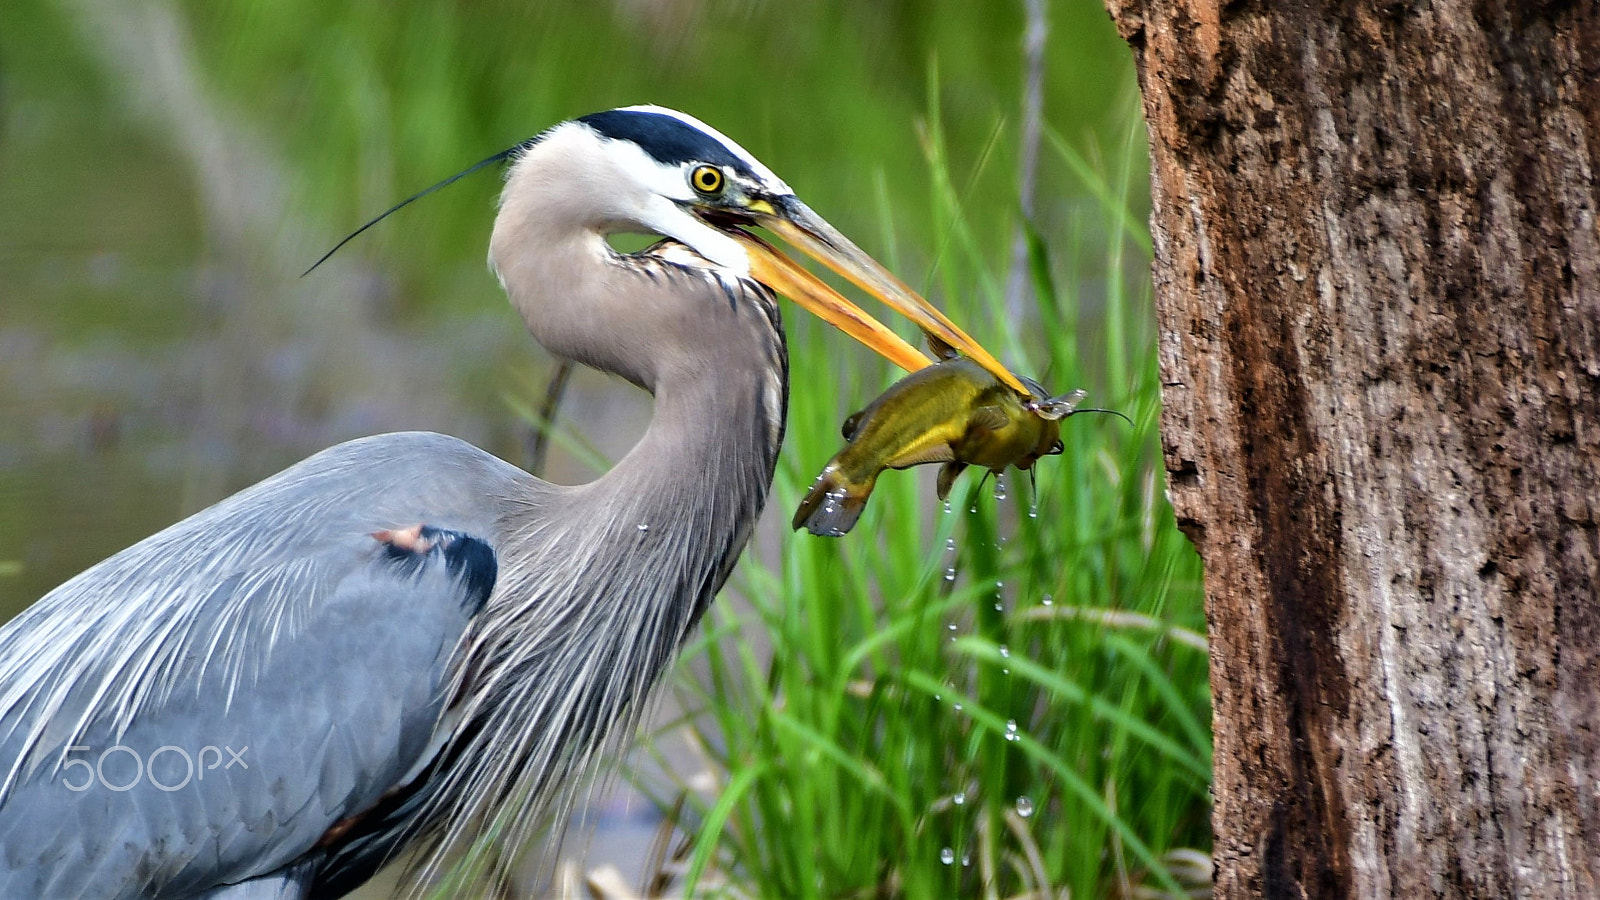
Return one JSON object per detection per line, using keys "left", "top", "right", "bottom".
{"left": 943, "top": 499, "right": 953, "bottom": 515}
{"left": 1015, "top": 796, "right": 1034, "bottom": 818}
{"left": 1028, "top": 492, "right": 1040, "bottom": 518}
{"left": 995, "top": 580, "right": 1004, "bottom": 590}
{"left": 953, "top": 702, "right": 963, "bottom": 711}
{"left": 994, "top": 476, "right": 1008, "bottom": 500}
{"left": 637, "top": 523, "right": 649, "bottom": 533}
{"left": 945, "top": 537, "right": 956, "bottom": 552}
{"left": 998, "top": 644, "right": 1010, "bottom": 658}
{"left": 947, "top": 623, "right": 958, "bottom": 632}
{"left": 1004, "top": 719, "right": 1019, "bottom": 742}
{"left": 934, "top": 693, "right": 942, "bottom": 701}
{"left": 961, "top": 850, "right": 972, "bottom": 867}
{"left": 1041, "top": 594, "right": 1054, "bottom": 607}
{"left": 939, "top": 847, "right": 955, "bottom": 865}
{"left": 993, "top": 602, "right": 1003, "bottom": 612}
{"left": 952, "top": 791, "right": 966, "bottom": 806}
{"left": 969, "top": 504, "right": 978, "bottom": 514}
{"left": 944, "top": 566, "right": 957, "bottom": 582}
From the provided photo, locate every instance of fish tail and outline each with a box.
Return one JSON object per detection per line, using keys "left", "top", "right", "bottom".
{"left": 792, "top": 466, "right": 874, "bottom": 537}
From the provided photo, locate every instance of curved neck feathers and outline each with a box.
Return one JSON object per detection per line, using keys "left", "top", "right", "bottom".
{"left": 487, "top": 125, "right": 789, "bottom": 609}
{"left": 491, "top": 125, "right": 752, "bottom": 394}
{"left": 431, "top": 284, "right": 787, "bottom": 865}
{"left": 488, "top": 131, "right": 789, "bottom": 572}
{"left": 427, "top": 147, "right": 788, "bottom": 862}
{"left": 493, "top": 270, "right": 788, "bottom": 625}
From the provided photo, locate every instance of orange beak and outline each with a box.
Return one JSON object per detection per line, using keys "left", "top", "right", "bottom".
{"left": 733, "top": 198, "right": 1031, "bottom": 398}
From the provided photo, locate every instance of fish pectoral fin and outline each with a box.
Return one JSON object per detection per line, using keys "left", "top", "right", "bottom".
{"left": 968, "top": 405, "right": 1011, "bottom": 433}
{"left": 937, "top": 462, "right": 969, "bottom": 500}
{"left": 883, "top": 442, "right": 957, "bottom": 469}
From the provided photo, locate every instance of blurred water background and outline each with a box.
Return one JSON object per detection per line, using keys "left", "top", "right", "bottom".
{"left": 0, "top": 1, "right": 1188, "bottom": 896}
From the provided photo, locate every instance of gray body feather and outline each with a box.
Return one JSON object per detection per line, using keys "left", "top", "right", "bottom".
{"left": 0, "top": 434, "right": 521, "bottom": 898}
{"left": 0, "top": 250, "right": 784, "bottom": 898}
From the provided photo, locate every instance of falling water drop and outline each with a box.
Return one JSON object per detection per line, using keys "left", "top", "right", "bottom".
{"left": 1028, "top": 492, "right": 1039, "bottom": 519}
{"left": 953, "top": 702, "right": 963, "bottom": 711}
{"left": 1041, "top": 593, "right": 1054, "bottom": 607}
{"left": 1015, "top": 796, "right": 1035, "bottom": 818}
{"left": 637, "top": 523, "right": 649, "bottom": 533}
{"left": 945, "top": 537, "right": 957, "bottom": 552}
{"left": 998, "top": 645, "right": 1010, "bottom": 658}
{"left": 943, "top": 499, "right": 953, "bottom": 515}
{"left": 944, "top": 566, "right": 957, "bottom": 582}
{"left": 952, "top": 791, "right": 966, "bottom": 806}
{"left": 1004, "top": 719, "right": 1019, "bottom": 742}
{"left": 961, "top": 850, "right": 972, "bottom": 867}
{"left": 939, "top": 847, "right": 955, "bottom": 865}
{"left": 994, "top": 475, "right": 1008, "bottom": 500}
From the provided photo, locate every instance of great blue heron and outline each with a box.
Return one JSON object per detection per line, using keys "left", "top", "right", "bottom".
{"left": 0, "top": 106, "right": 1019, "bottom": 899}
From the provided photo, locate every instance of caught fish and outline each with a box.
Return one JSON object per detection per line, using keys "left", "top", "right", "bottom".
{"left": 792, "top": 356, "right": 1120, "bottom": 537}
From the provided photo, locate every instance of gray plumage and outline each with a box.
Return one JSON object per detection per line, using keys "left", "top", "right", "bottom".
{"left": 0, "top": 104, "right": 996, "bottom": 899}
{"left": 0, "top": 106, "right": 786, "bottom": 899}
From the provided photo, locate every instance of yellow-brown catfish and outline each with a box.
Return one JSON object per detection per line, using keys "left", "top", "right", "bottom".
{"left": 792, "top": 357, "right": 1110, "bottom": 536}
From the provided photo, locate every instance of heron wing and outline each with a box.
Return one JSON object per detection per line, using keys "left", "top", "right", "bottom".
{"left": 0, "top": 432, "right": 530, "bottom": 900}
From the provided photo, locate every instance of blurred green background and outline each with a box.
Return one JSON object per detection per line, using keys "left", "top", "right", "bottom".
{"left": 0, "top": 1, "right": 1208, "bottom": 897}
{"left": 0, "top": 0, "right": 1137, "bottom": 612}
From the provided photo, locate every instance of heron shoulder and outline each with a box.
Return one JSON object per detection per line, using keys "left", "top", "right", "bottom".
{"left": 0, "top": 431, "right": 525, "bottom": 898}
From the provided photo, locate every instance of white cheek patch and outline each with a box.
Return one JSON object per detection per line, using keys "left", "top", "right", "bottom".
{"left": 556, "top": 119, "right": 754, "bottom": 274}
{"left": 620, "top": 192, "right": 746, "bottom": 275}
{"left": 600, "top": 136, "right": 698, "bottom": 203}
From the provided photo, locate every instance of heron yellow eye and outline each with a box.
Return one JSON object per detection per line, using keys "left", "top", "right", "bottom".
{"left": 690, "top": 165, "right": 724, "bottom": 195}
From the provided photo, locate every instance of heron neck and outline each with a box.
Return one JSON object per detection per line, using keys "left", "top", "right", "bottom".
{"left": 432, "top": 273, "right": 786, "bottom": 864}
{"left": 580, "top": 336, "right": 785, "bottom": 591}
{"left": 494, "top": 283, "right": 787, "bottom": 623}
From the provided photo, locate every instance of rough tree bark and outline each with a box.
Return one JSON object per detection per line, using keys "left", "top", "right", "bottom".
{"left": 1100, "top": 1, "right": 1600, "bottom": 897}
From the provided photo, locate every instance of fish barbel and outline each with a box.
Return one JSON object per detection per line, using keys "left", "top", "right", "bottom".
{"left": 792, "top": 357, "right": 1096, "bottom": 537}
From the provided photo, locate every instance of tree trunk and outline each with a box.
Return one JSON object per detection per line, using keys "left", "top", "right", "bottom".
{"left": 1101, "top": 1, "right": 1600, "bottom": 897}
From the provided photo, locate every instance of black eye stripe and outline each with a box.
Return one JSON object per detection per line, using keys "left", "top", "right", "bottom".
{"left": 578, "top": 109, "right": 760, "bottom": 180}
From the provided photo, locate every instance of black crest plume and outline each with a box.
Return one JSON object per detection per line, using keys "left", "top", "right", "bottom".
{"left": 301, "top": 139, "right": 536, "bottom": 276}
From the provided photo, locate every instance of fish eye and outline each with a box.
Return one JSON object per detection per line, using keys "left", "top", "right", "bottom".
{"left": 690, "top": 165, "right": 724, "bottom": 196}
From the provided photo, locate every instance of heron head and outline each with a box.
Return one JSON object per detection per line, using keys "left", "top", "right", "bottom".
{"left": 495, "top": 105, "right": 1027, "bottom": 395}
